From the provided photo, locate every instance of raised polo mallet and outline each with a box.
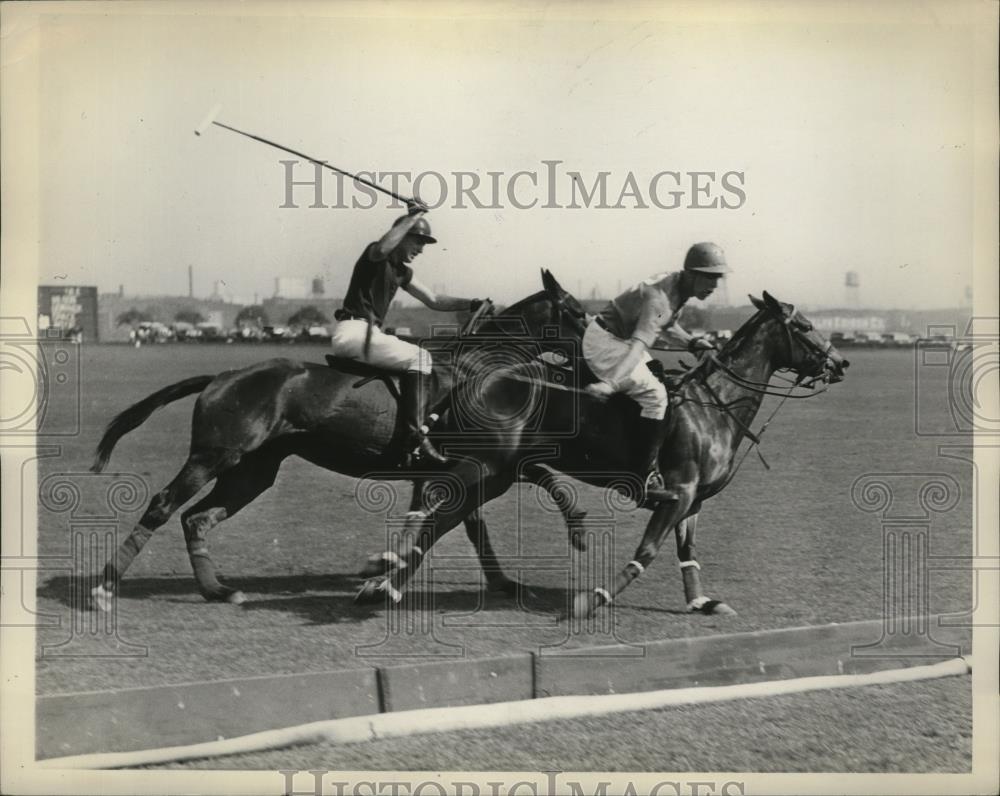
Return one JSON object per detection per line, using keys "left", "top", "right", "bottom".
{"left": 193, "top": 105, "right": 423, "bottom": 208}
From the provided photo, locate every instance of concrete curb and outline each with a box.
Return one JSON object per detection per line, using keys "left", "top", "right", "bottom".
{"left": 36, "top": 616, "right": 971, "bottom": 759}
{"left": 41, "top": 658, "right": 973, "bottom": 770}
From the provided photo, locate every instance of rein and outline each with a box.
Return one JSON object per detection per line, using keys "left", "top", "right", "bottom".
{"left": 670, "top": 306, "right": 834, "bottom": 476}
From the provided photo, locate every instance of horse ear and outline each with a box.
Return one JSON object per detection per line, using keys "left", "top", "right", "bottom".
{"left": 541, "top": 268, "right": 563, "bottom": 296}
{"left": 762, "top": 291, "right": 784, "bottom": 313}
{"left": 749, "top": 294, "right": 765, "bottom": 310}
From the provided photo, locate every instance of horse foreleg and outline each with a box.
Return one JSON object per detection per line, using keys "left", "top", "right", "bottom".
{"left": 461, "top": 509, "right": 517, "bottom": 596}
{"left": 91, "top": 454, "right": 223, "bottom": 611}
{"left": 674, "top": 513, "right": 736, "bottom": 616}
{"left": 356, "top": 465, "right": 514, "bottom": 605}
{"left": 360, "top": 483, "right": 517, "bottom": 596}
{"left": 571, "top": 486, "right": 693, "bottom": 619}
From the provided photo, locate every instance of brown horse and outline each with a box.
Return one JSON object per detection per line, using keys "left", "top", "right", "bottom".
{"left": 89, "top": 272, "right": 590, "bottom": 610}
{"left": 356, "top": 292, "right": 849, "bottom": 616}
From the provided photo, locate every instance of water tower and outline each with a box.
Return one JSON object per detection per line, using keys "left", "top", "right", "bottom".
{"left": 845, "top": 271, "right": 861, "bottom": 308}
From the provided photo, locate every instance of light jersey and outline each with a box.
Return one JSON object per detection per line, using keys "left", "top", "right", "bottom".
{"left": 597, "top": 271, "right": 688, "bottom": 347}
{"left": 339, "top": 242, "right": 414, "bottom": 326}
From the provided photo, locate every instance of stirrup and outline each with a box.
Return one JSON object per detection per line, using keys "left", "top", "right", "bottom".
{"left": 642, "top": 470, "right": 671, "bottom": 504}
{"left": 413, "top": 437, "right": 449, "bottom": 465}
{"left": 397, "top": 436, "right": 449, "bottom": 468}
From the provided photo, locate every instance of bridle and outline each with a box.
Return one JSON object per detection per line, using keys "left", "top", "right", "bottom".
{"left": 672, "top": 301, "right": 845, "bottom": 476}
{"left": 698, "top": 304, "right": 841, "bottom": 397}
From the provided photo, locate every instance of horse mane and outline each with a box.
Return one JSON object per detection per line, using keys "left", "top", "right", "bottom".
{"left": 715, "top": 308, "right": 767, "bottom": 359}
{"left": 498, "top": 289, "right": 548, "bottom": 316}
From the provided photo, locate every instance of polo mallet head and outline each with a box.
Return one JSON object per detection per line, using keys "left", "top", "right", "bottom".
{"left": 194, "top": 104, "right": 223, "bottom": 136}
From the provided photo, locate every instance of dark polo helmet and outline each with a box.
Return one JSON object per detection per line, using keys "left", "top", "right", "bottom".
{"left": 684, "top": 242, "right": 730, "bottom": 275}
{"left": 395, "top": 215, "right": 437, "bottom": 244}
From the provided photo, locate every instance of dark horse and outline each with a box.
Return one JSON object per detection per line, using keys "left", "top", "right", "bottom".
{"left": 89, "top": 272, "right": 589, "bottom": 611}
{"left": 356, "top": 292, "right": 849, "bottom": 617}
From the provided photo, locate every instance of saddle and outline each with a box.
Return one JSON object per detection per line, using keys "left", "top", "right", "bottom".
{"left": 325, "top": 355, "right": 401, "bottom": 402}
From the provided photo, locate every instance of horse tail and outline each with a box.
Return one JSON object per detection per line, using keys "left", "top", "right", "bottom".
{"left": 91, "top": 375, "right": 214, "bottom": 473}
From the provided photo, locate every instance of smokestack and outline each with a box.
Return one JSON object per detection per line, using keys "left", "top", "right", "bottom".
{"left": 118, "top": 284, "right": 124, "bottom": 298}
{"left": 188, "top": 265, "right": 194, "bottom": 298}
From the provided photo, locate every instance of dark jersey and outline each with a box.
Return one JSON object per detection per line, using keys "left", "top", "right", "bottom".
{"left": 338, "top": 243, "right": 414, "bottom": 326}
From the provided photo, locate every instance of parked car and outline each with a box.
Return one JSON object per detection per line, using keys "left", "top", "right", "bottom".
{"left": 172, "top": 321, "right": 202, "bottom": 341}
{"left": 304, "top": 325, "right": 332, "bottom": 342}
{"left": 137, "top": 321, "right": 173, "bottom": 343}
{"left": 262, "top": 325, "right": 295, "bottom": 342}
{"left": 830, "top": 331, "right": 857, "bottom": 347}
{"left": 881, "top": 332, "right": 916, "bottom": 347}
{"left": 916, "top": 333, "right": 955, "bottom": 349}
{"left": 196, "top": 322, "right": 225, "bottom": 342}
{"left": 853, "top": 331, "right": 885, "bottom": 347}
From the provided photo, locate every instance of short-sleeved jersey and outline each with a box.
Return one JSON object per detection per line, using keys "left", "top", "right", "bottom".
{"left": 597, "top": 271, "right": 687, "bottom": 347}
{"left": 338, "top": 243, "right": 414, "bottom": 326}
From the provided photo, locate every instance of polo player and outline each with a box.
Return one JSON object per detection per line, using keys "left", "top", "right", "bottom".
{"left": 583, "top": 242, "right": 731, "bottom": 503}
{"left": 330, "top": 204, "right": 483, "bottom": 466}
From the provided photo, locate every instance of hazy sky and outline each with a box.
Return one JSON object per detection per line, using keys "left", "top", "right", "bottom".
{"left": 11, "top": 2, "right": 993, "bottom": 308}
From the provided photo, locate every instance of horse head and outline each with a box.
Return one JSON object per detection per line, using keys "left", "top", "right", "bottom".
{"left": 480, "top": 270, "right": 588, "bottom": 342}
{"left": 748, "top": 291, "right": 850, "bottom": 384}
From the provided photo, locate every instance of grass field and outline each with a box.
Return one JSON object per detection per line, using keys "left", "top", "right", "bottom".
{"left": 31, "top": 341, "right": 976, "bottom": 771}
{"left": 27, "top": 346, "right": 973, "bottom": 771}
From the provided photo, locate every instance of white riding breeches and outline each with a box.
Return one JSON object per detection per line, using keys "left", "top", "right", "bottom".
{"left": 583, "top": 320, "right": 668, "bottom": 419}
{"left": 330, "top": 320, "right": 433, "bottom": 374}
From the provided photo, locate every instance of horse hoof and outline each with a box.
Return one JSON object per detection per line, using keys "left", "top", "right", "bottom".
{"left": 90, "top": 584, "right": 114, "bottom": 613}
{"left": 227, "top": 590, "right": 247, "bottom": 606}
{"left": 360, "top": 551, "right": 404, "bottom": 578}
{"left": 355, "top": 579, "right": 402, "bottom": 605}
{"left": 687, "top": 598, "right": 737, "bottom": 616}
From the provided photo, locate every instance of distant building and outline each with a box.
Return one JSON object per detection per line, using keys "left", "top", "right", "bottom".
{"left": 275, "top": 277, "right": 311, "bottom": 299}
{"left": 38, "top": 285, "right": 98, "bottom": 340}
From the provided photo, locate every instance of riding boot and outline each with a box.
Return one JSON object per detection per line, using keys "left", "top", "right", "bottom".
{"left": 634, "top": 416, "right": 672, "bottom": 504}
{"left": 399, "top": 371, "right": 449, "bottom": 466}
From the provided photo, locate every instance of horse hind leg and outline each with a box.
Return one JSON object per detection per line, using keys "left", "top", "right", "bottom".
{"left": 91, "top": 452, "right": 226, "bottom": 611}
{"left": 521, "top": 463, "right": 589, "bottom": 552}
{"left": 179, "top": 447, "right": 286, "bottom": 604}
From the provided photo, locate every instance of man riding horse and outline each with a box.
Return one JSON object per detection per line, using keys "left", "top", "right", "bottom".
{"left": 330, "top": 203, "right": 484, "bottom": 467}
{"left": 583, "top": 242, "right": 730, "bottom": 504}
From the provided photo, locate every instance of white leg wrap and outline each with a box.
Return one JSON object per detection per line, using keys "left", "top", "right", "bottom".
{"left": 679, "top": 560, "right": 701, "bottom": 570}
{"left": 411, "top": 545, "right": 424, "bottom": 557}
{"left": 381, "top": 581, "right": 403, "bottom": 603}
{"left": 90, "top": 584, "right": 114, "bottom": 613}
{"left": 626, "top": 560, "right": 645, "bottom": 576}
{"left": 687, "top": 595, "right": 711, "bottom": 611}
{"left": 594, "top": 587, "right": 612, "bottom": 605}
{"left": 381, "top": 551, "right": 402, "bottom": 566}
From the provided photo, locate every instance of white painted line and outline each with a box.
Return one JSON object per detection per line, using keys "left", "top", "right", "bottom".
{"left": 40, "top": 657, "right": 970, "bottom": 770}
